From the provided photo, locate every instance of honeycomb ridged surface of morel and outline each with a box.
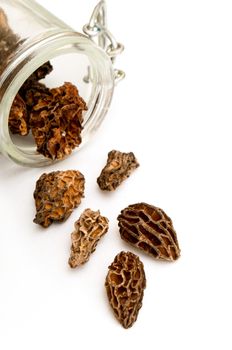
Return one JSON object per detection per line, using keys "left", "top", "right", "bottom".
{"left": 105, "top": 251, "right": 146, "bottom": 329}
{"left": 8, "top": 94, "right": 29, "bottom": 135}
{"left": 69, "top": 209, "right": 109, "bottom": 268}
{"left": 9, "top": 62, "right": 53, "bottom": 135}
{"left": 21, "top": 61, "right": 53, "bottom": 88}
{"left": 97, "top": 150, "right": 139, "bottom": 191}
{"left": 33, "top": 170, "right": 85, "bottom": 228}
{"left": 118, "top": 203, "right": 181, "bottom": 261}
{"left": 30, "top": 82, "right": 87, "bottom": 160}
{"left": 21, "top": 81, "right": 50, "bottom": 110}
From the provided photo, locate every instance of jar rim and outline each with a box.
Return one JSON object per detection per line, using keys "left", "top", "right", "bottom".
{"left": 0, "top": 31, "right": 114, "bottom": 167}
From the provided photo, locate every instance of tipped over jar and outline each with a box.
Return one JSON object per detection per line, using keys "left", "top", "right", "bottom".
{"left": 0, "top": 0, "right": 124, "bottom": 167}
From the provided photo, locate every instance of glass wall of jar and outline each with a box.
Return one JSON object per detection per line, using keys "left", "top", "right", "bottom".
{"left": 0, "top": 0, "right": 119, "bottom": 167}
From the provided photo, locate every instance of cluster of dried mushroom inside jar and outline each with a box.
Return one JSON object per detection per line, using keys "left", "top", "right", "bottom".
{"left": 8, "top": 62, "right": 87, "bottom": 160}
{"left": 32, "top": 150, "right": 181, "bottom": 329}
{"left": 0, "top": 10, "right": 87, "bottom": 160}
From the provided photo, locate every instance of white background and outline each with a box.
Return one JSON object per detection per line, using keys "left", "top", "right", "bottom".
{"left": 1, "top": 1, "right": 232, "bottom": 349}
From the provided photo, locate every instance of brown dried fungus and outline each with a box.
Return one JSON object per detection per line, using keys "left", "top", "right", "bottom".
{"left": 21, "top": 81, "right": 51, "bottom": 110}
{"left": 69, "top": 209, "right": 109, "bottom": 268}
{"left": 30, "top": 82, "right": 87, "bottom": 160}
{"left": 118, "top": 203, "right": 181, "bottom": 261}
{"left": 33, "top": 170, "right": 85, "bottom": 228}
{"left": 105, "top": 251, "right": 146, "bottom": 329}
{"left": 97, "top": 150, "right": 139, "bottom": 191}
{"left": 8, "top": 62, "right": 53, "bottom": 136}
{"left": 8, "top": 94, "right": 29, "bottom": 136}
{"left": 21, "top": 61, "right": 53, "bottom": 88}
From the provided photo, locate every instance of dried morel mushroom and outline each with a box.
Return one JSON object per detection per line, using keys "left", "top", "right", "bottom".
{"left": 118, "top": 203, "right": 180, "bottom": 261}
{"left": 69, "top": 209, "right": 109, "bottom": 268}
{"left": 21, "top": 81, "right": 50, "bottom": 109}
{"left": 8, "top": 62, "right": 53, "bottom": 134}
{"left": 33, "top": 170, "right": 85, "bottom": 228}
{"left": 26, "top": 61, "right": 53, "bottom": 83}
{"left": 19, "top": 61, "right": 53, "bottom": 95}
{"left": 105, "top": 251, "right": 146, "bottom": 329}
{"left": 97, "top": 150, "right": 139, "bottom": 191}
{"left": 8, "top": 94, "right": 28, "bottom": 135}
{"left": 30, "top": 82, "right": 87, "bottom": 160}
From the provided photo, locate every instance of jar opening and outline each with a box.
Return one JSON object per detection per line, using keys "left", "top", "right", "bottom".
{"left": 0, "top": 32, "right": 114, "bottom": 166}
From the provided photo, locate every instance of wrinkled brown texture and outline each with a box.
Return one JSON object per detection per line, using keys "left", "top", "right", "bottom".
{"left": 21, "top": 81, "right": 50, "bottom": 110}
{"left": 105, "top": 251, "right": 146, "bottom": 329}
{"left": 97, "top": 150, "right": 139, "bottom": 191}
{"left": 21, "top": 61, "right": 53, "bottom": 90}
{"left": 9, "top": 62, "right": 52, "bottom": 135}
{"left": 30, "top": 82, "right": 87, "bottom": 160}
{"left": 69, "top": 209, "right": 109, "bottom": 268}
{"left": 0, "top": 9, "right": 21, "bottom": 75}
{"left": 8, "top": 94, "right": 28, "bottom": 135}
{"left": 34, "top": 170, "right": 85, "bottom": 228}
{"left": 19, "top": 62, "right": 53, "bottom": 107}
{"left": 118, "top": 203, "right": 181, "bottom": 261}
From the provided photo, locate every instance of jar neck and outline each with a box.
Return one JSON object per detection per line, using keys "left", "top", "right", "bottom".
{"left": 0, "top": 31, "right": 115, "bottom": 166}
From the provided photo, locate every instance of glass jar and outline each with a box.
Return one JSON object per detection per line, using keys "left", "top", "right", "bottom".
{"left": 0, "top": 0, "right": 124, "bottom": 166}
